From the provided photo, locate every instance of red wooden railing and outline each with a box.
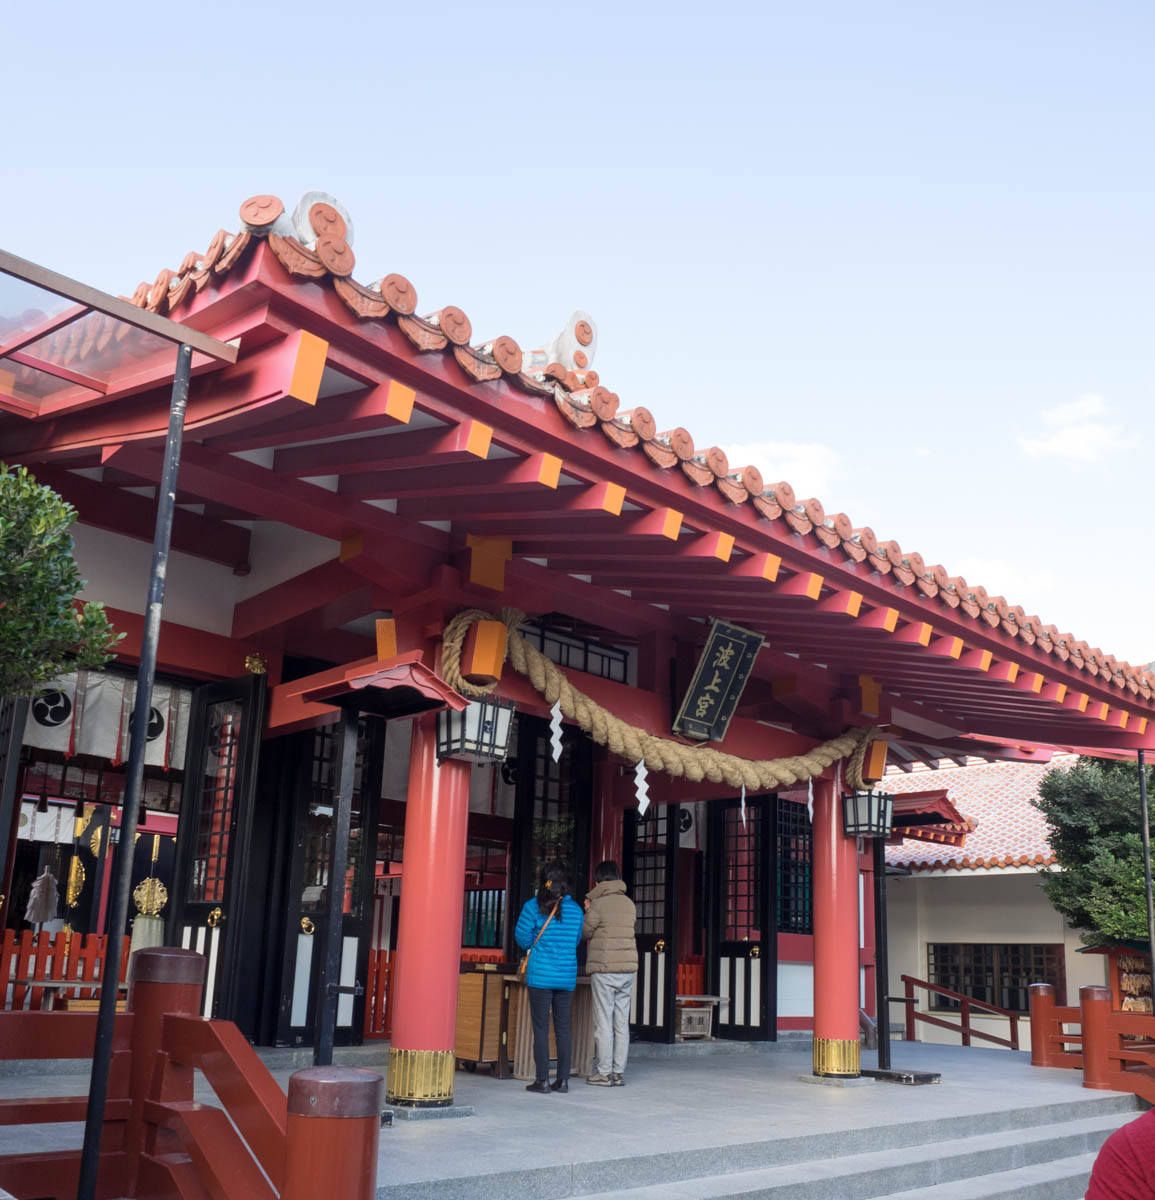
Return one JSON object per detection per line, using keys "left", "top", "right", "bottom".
{"left": 1031, "top": 982, "right": 1155, "bottom": 1106}
{"left": 900, "top": 973, "right": 1021, "bottom": 1050}
{"left": 0, "top": 947, "right": 383, "bottom": 1200}
{"left": 363, "top": 950, "right": 393, "bottom": 1040}
{"left": 1, "top": 929, "right": 130, "bottom": 1011}
{"left": 676, "top": 956, "right": 705, "bottom": 996}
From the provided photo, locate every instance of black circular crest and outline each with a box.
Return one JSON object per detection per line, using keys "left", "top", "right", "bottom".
{"left": 32, "top": 690, "right": 72, "bottom": 728}
{"left": 678, "top": 807, "right": 694, "bottom": 834}
{"left": 128, "top": 706, "right": 165, "bottom": 742}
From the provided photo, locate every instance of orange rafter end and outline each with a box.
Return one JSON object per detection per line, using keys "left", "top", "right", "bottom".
{"left": 384, "top": 379, "right": 415, "bottom": 423}
{"left": 894, "top": 621, "right": 933, "bottom": 647}
{"left": 861, "top": 606, "right": 899, "bottom": 633}
{"left": 933, "top": 636, "right": 963, "bottom": 659}
{"left": 706, "top": 531, "right": 734, "bottom": 561}
{"left": 863, "top": 739, "right": 888, "bottom": 783}
{"left": 1090, "top": 701, "right": 1109, "bottom": 721}
{"left": 1021, "top": 671, "right": 1044, "bottom": 694}
{"left": 534, "top": 453, "right": 562, "bottom": 488}
{"left": 779, "top": 571, "right": 824, "bottom": 600}
{"left": 464, "top": 420, "right": 493, "bottom": 459}
{"left": 375, "top": 618, "right": 397, "bottom": 661}
{"left": 598, "top": 481, "right": 626, "bottom": 515}
{"left": 462, "top": 619, "right": 508, "bottom": 686}
{"left": 858, "top": 675, "right": 883, "bottom": 717}
{"left": 339, "top": 531, "right": 365, "bottom": 562}
{"left": 288, "top": 329, "right": 329, "bottom": 406}
{"left": 466, "top": 535, "right": 512, "bottom": 591}
{"left": 1138, "top": 717, "right": 1149, "bottom": 735}
{"left": 1107, "top": 709, "right": 1129, "bottom": 730}
{"left": 661, "top": 508, "right": 683, "bottom": 540}
{"left": 735, "top": 552, "right": 781, "bottom": 581}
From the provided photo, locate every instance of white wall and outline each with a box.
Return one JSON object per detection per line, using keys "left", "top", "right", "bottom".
{"left": 885, "top": 870, "right": 1107, "bottom": 1052}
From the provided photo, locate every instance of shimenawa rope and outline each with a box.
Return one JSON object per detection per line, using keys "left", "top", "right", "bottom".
{"left": 441, "top": 607, "right": 876, "bottom": 792}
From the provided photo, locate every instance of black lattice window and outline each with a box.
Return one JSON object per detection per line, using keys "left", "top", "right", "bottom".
{"left": 927, "top": 943, "right": 1065, "bottom": 1013}
{"left": 633, "top": 806, "right": 670, "bottom": 936}
{"left": 297, "top": 722, "right": 371, "bottom": 919}
{"left": 776, "top": 798, "right": 812, "bottom": 934}
{"left": 722, "top": 805, "right": 760, "bottom": 941}
{"left": 463, "top": 839, "right": 509, "bottom": 948}
{"left": 190, "top": 698, "right": 242, "bottom": 904}
{"left": 520, "top": 621, "right": 630, "bottom": 683}
{"left": 528, "top": 736, "right": 578, "bottom": 886}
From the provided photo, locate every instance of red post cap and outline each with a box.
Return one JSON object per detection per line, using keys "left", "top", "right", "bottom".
{"left": 288, "top": 1068, "right": 384, "bottom": 1119}
{"left": 130, "top": 947, "right": 206, "bottom": 986}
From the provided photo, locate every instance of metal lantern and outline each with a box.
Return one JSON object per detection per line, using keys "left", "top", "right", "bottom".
{"left": 842, "top": 788, "right": 894, "bottom": 839}
{"left": 436, "top": 697, "right": 515, "bottom": 763}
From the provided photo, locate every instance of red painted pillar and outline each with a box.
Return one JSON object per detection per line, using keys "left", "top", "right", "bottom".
{"left": 811, "top": 778, "right": 861, "bottom": 1075}
{"left": 1029, "top": 983, "right": 1056, "bottom": 1067}
{"left": 1080, "top": 984, "right": 1113, "bottom": 1090}
{"left": 386, "top": 714, "right": 471, "bottom": 1107}
{"left": 283, "top": 1067, "right": 383, "bottom": 1200}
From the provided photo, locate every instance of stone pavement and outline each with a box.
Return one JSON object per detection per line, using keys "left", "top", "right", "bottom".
{"left": 0, "top": 1040, "right": 1137, "bottom": 1198}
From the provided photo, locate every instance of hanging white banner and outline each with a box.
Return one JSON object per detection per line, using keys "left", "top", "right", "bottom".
{"left": 23, "top": 673, "right": 81, "bottom": 754}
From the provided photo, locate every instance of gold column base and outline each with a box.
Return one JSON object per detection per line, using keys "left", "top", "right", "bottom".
{"left": 812, "top": 1036, "right": 860, "bottom": 1077}
{"left": 386, "top": 1047, "right": 456, "bottom": 1107}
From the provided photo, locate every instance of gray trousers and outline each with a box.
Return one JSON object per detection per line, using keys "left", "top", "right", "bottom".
{"left": 591, "top": 971, "right": 634, "bottom": 1075}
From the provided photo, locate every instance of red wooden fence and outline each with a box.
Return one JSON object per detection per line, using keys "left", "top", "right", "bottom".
{"left": 363, "top": 949, "right": 392, "bottom": 1040}
{"left": 1, "top": 929, "right": 131, "bottom": 1011}
{"left": 900, "top": 973, "right": 1021, "bottom": 1050}
{"left": 1031, "top": 982, "right": 1155, "bottom": 1107}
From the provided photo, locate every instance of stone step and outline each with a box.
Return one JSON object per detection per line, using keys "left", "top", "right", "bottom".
{"left": 882, "top": 1151, "right": 1097, "bottom": 1199}
{"left": 374, "top": 1094, "right": 1138, "bottom": 1200}
{"left": 573, "top": 1114, "right": 1128, "bottom": 1199}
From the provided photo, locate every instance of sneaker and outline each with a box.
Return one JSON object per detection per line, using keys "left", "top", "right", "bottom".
{"left": 525, "top": 1080, "right": 550, "bottom": 1094}
{"left": 550, "top": 1078, "right": 568, "bottom": 1093}
{"left": 610, "top": 1073, "right": 625, "bottom": 1086}
{"left": 586, "top": 1073, "right": 614, "bottom": 1086}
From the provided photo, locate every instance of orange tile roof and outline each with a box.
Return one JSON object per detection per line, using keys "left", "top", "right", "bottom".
{"left": 883, "top": 756, "right": 1076, "bottom": 872}
{"left": 121, "top": 190, "right": 1155, "bottom": 698}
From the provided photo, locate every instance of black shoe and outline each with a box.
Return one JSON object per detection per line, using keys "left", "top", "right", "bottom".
{"left": 525, "top": 1080, "right": 550, "bottom": 1094}
{"left": 550, "top": 1078, "right": 569, "bottom": 1093}
{"left": 611, "top": 1073, "right": 624, "bottom": 1086}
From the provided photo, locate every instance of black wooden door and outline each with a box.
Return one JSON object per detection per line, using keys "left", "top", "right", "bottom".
{"left": 624, "top": 803, "right": 679, "bottom": 1042}
{"left": 169, "top": 674, "right": 266, "bottom": 1018}
{"left": 508, "top": 715, "right": 592, "bottom": 959}
{"left": 707, "top": 797, "right": 775, "bottom": 1040}
{"left": 275, "top": 719, "right": 383, "bottom": 1047}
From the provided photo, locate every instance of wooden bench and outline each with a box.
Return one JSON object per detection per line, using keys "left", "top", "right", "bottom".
{"left": 675, "top": 994, "right": 722, "bottom": 1040}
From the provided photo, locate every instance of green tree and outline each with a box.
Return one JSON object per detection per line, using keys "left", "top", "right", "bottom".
{"left": 0, "top": 463, "right": 121, "bottom": 697}
{"left": 1034, "top": 756, "right": 1152, "bottom": 946}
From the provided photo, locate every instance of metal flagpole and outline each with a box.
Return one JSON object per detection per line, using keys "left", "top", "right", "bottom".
{"left": 77, "top": 344, "right": 192, "bottom": 1200}
{"left": 314, "top": 706, "right": 360, "bottom": 1066}
{"left": 1138, "top": 749, "right": 1155, "bottom": 985}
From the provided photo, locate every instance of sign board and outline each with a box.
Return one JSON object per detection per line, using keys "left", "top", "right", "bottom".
{"left": 672, "top": 620, "right": 764, "bottom": 742}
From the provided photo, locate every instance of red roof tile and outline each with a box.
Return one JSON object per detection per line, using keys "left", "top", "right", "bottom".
{"left": 118, "top": 189, "right": 1155, "bottom": 696}
{"left": 883, "top": 756, "right": 1076, "bottom": 872}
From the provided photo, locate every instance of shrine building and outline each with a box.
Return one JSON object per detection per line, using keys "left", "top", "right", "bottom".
{"left": 0, "top": 191, "right": 1148, "bottom": 1107}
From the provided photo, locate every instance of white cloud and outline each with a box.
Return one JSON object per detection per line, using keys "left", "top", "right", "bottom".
{"left": 1043, "top": 393, "right": 1106, "bottom": 424}
{"left": 721, "top": 440, "right": 841, "bottom": 498}
{"left": 1018, "top": 393, "right": 1129, "bottom": 461}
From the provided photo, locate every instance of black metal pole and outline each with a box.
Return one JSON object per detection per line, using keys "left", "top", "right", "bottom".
{"left": 1138, "top": 749, "right": 1155, "bottom": 986}
{"left": 873, "top": 835, "right": 891, "bottom": 1070}
{"left": 314, "top": 705, "right": 358, "bottom": 1067}
{"left": 77, "top": 344, "right": 192, "bottom": 1200}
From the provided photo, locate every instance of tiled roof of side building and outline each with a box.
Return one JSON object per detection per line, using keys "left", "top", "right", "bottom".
{"left": 100, "top": 188, "right": 1153, "bottom": 697}
{"left": 883, "top": 756, "right": 1077, "bottom": 873}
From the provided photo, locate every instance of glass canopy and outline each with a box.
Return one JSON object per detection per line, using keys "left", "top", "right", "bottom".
{"left": 0, "top": 250, "right": 237, "bottom": 418}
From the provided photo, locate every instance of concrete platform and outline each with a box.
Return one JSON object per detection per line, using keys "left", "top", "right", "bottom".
{"left": 0, "top": 1041, "right": 1139, "bottom": 1198}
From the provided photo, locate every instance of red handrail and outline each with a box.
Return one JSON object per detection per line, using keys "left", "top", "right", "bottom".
{"left": 900, "top": 974, "right": 1021, "bottom": 1050}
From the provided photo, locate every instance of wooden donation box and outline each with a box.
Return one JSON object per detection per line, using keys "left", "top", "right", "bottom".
{"left": 455, "top": 967, "right": 594, "bottom": 1079}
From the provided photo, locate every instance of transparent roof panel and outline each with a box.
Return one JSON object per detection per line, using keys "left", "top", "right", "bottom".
{"left": 0, "top": 249, "right": 236, "bottom": 418}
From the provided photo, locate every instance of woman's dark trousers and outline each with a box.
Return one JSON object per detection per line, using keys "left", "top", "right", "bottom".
{"left": 528, "top": 987, "right": 574, "bottom": 1082}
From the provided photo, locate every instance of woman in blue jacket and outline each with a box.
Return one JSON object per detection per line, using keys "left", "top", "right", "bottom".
{"left": 514, "top": 861, "right": 585, "bottom": 1093}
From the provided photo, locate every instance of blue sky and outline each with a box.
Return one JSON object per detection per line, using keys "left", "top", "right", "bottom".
{"left": 6, "top": 1, "right": 1153, "bottom": 661}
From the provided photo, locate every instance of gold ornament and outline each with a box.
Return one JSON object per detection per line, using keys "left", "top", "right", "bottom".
{"left": 133, "top": 877, "right": 168, "bottom": 916}
{"left": 245, "top": 653, "right": 268, "bottom": 675}
{"left": 66, "top": 858, "right": 86, "bottom": 908}
{"left": 90, "top": 826, "right": 103, "bottom": 857}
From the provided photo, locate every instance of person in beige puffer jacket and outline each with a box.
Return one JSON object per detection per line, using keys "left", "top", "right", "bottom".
{"left": 582, "top": 861, "right": 638, "bottom": 1086}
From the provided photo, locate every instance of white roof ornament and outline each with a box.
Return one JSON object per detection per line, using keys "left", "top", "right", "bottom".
{"left": 291, "top": 191, "right": 356, "bottom": 250}
{"left": 524, "top": 310, "right": 597, "bottom": 374}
